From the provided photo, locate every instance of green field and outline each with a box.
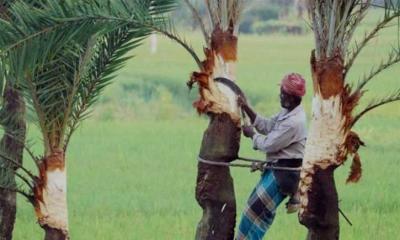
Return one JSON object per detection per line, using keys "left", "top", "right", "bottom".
{"left": 12, "top": 11, "right": 400, "bottom": 240}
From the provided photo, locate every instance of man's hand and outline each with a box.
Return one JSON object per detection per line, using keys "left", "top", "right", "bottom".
{"left": 238, "top": 95, "right": 257, "bottom": 124}
{"left": 242, "top": 125, "right": 255, "bottom": 138}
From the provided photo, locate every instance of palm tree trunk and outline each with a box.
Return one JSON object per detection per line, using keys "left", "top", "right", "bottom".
{"left": 195, "top": 113, "right": 240, "bottom": 240}
{"left": 34, "top": 150, "right": 69, "bottom": 240}
{"left": 43, "top": 225, "right": 68, "bottom": 240}
{"left": 0, "top": 84, "right": 26, "bottom": 240}
{"left": 299, "top": 53, "right": 349, "bottom": 240}
{"left": 193, "top": 25, "right": 240, "bottom": 240}
{"left": 301, "top": 167, "right": 339, "bottom": 240}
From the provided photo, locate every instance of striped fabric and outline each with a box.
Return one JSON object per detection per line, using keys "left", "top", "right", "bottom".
{"left": 236, "top": 170, "right": 286, "bottom": 240}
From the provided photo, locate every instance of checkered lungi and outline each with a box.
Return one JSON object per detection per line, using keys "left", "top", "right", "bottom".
{"left": 236, "top": 170, "right": 286, "bottom": 240}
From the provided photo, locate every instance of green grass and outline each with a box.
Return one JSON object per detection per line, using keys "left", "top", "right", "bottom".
{"left": 12, "top": 9, "right": 400, "bottom": 240}
{"left": 14, "top": 117, "right": 400, "bottom": 239}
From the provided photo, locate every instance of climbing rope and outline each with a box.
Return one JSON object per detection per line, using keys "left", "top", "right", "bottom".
{"left": 198, "top": 156, "right": 353, "bottom": 226}
{"left": 197, "top": 156, "right": 302, "bottom": 172}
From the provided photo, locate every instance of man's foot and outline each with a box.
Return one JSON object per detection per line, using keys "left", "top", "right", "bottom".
{"left": 286, "top": 197, "right": 300, "bottom": 214}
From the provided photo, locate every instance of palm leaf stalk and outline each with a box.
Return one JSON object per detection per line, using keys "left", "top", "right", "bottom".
{"left": 299, "top": 1, "right": 400, "bottom": 239}
{"left": 0, "top": 0, "right": 177, "bottom": 239}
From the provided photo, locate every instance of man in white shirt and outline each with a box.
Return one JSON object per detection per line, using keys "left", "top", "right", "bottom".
{"left": 236, "top": 73, "right": 307, "bottom": 240}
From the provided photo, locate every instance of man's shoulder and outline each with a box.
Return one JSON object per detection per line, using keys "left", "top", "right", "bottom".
{"left": 286, "top": 110, "right": 306, "bottom": 127}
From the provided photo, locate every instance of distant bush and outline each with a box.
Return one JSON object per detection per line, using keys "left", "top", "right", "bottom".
{"left": 239, "top": 5, "right": 280, "bottom": 33}
{"left": 92, "top": 77, "right": 199, "bottom": 121}
{"left": 253, "top": 20, "right": 307, "bottom": 35}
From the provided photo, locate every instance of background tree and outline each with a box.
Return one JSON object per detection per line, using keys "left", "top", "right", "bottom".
{"left": 0, "top": 1, "right": 27, "bottom": 239}
{"left": 173, "top": 0, "right": 306, "bottom": 35}
{"left": 270, "top": 0, "right": 294, "bottom": 18}
{"left": 295, "top": 0, "right": 307, "bottom": 18}
{"left": 298, "top": 1, "right": 400, "bottom": 239}
{"left": 0, "top": 0, "right": 176, "bottom": 239}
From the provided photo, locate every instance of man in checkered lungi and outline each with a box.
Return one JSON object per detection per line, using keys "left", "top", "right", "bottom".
{"left": 236, "top": 73, "right": 307, "bottom": 240}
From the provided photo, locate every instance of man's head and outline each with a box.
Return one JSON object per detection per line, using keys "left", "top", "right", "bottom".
{"left": 279, "top": 73, "right": 306, "bottom": 110}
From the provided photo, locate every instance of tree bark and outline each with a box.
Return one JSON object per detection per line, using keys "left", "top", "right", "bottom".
{"left": 0, "top": 85, "right": 26, "bottom": 240}
{"left": 195, "top": 113, "right": 240, "bottom": 240}
{"left": 43, "top": 225, "right": 68, "bottom": 240}
{"left": 0, "top": 190, "right": 16, "bottom": 240}
{"left": 300, "top": 166, "right": 339, "bottom": 240}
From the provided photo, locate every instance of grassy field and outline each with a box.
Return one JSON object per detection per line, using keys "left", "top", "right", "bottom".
{"left": 12, "top": 10, "right": 400, "bottom": 240}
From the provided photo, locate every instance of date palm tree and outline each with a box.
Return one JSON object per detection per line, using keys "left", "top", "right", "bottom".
{"left": 151, "top": 1, "right": 244, "bottom": 238}
{"left": 0, "top": 0, "right": 176, "bottom": 239}
{"left": 299, "top": 1, "right": 400, "bottom": 239}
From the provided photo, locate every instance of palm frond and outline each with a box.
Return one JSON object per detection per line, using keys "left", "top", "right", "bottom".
{"left": 0, "top": 154, "right": 34, "bottom": 201}
{"left": 307, "top": 0, "right": 369, "bottom": 59}
{"left": 0, "top": 0, "right": 178, "bottom": 151}
{"left": 150, "top": 18, "right": 203, "bottom": 69}
{"left": 0, "top": 156, "right": 34, "bottom": 201}
{"left": 346, "top": 4, "right": 400, "bottom": 73}
{"left": 64, "top": 26, "right": 150, "bottom": 149}
{"left": 0, "top": 151, "right": 35, "bottom": 181}
{"left": 183, "top": 0, "right": 210, "bottom": 45}
{"left": 204, "top": 0, "right": 243, "bottom": 32}
{"left": 352, "top": 89, "right": 400, "bottom": 126}
{"left": 0, "top": 0, "right": 178, "bottom": 77}
{"left": 0, "top": 0, "right": 105, "bottom": 83}
{"left": 0, "top": 183, "right": 33, "bottom": 202}
{"left": 355, "top": 48, "right": 400, "bottom": 91}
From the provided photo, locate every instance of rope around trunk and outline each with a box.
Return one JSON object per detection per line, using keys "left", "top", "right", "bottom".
{"left": 198, "top": 156, "right": 353, "bottom": 226}
{"left": 197, "top": 156, "right": 302, "bottom": 172}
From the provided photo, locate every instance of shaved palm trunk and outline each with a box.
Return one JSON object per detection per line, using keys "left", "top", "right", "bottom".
{"left": 299, "top": 53, "right": 361, "bottom": 240}
{"left": 299, "top": 1, "right": 400, "bottom": 239}
{"left": 0, "top": 85, "right": 26, "bottom": 240}
{"left": 193, "top": 25, "right": 241, "bottom": 240}
{"left": 196, "top": 113, "right": 240, "bottom": 240}
{"left": 34, "top": 150, "right": 68, "bottom": 240}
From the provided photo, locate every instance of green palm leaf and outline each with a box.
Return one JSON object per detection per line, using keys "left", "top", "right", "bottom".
{"left": 0, "top": 0, "right": 178, "bottom": 195}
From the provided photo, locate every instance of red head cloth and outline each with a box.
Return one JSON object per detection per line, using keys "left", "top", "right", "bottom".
{"left": 281, "top": 73, "right": 306, "bottom": 97}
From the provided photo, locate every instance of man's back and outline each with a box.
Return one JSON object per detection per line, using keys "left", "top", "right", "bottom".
{"left": 252, "top": 105, "right": 307, "bottom": 162}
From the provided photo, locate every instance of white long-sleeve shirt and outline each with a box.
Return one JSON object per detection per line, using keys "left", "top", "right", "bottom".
{"left": 252, "top": 105, "right": 307, "bottom": 162}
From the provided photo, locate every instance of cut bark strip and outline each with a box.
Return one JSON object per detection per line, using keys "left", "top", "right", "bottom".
{"left": 342, "top": 132, "right": 365, "bottom": 183}
{"left": 346, "top": 153, "right": 362, "bottom": 184}
{"left": 195, "top": 113, "right": 240, "bottom": 240}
